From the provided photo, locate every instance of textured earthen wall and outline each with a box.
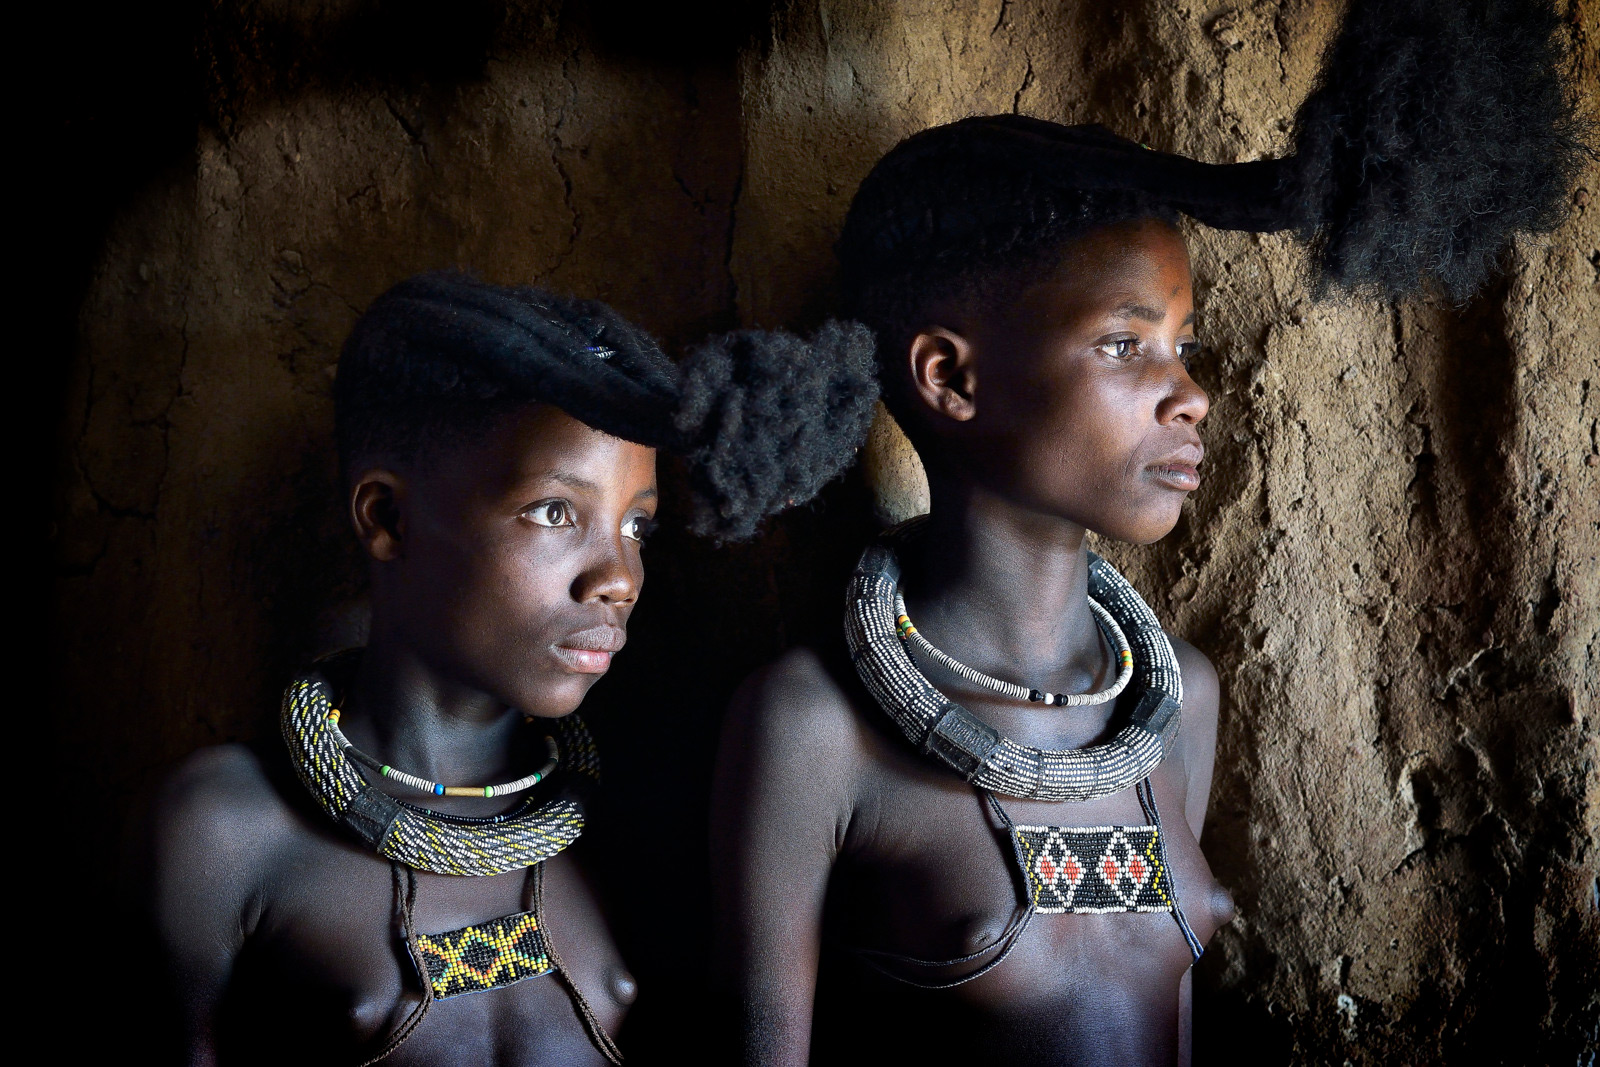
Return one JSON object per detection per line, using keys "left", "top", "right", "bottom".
{"left": 51, "top": 1, "right": 1598, "bottom": 1061}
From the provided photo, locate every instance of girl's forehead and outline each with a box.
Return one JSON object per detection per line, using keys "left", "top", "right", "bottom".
{"left": 423, "top": 405, "right": 657, "bottom": 504}
{"left": 1061, "top": 218, "right": 1189, "bottom": 274}
{"left": 1014, "top": 227, "right": 1193, "bottom": 328}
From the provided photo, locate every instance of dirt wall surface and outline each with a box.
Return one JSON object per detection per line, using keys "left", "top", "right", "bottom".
{"left": 49, "top": 1, "right": 1598, "bottom": 1062}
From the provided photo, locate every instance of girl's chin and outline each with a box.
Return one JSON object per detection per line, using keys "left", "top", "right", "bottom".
{"left": 1093, "top": 510, "right": 1184, "bottom": 547}
{"left": 520, "top": 704, "right": 587, "bottom": 721}
{"left": 515, "top": 677, "right": 599, "bottom": 720}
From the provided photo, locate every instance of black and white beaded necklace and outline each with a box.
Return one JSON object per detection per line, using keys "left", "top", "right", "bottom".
{"left": 844, "top": 520, "right": 1184, "bottom": 802}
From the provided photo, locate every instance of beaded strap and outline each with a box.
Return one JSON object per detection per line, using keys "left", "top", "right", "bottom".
{"left": 281, "top": 667, "right": 600, "bottom": 877}
{"left": 335, "top": 722, "right": 560, "bottom": 799}
{"left": 894, "top": 591, "right": 1134, "bottom": 707}
{"left": 844, "top": 522, "right": 1182, "bottom": 802}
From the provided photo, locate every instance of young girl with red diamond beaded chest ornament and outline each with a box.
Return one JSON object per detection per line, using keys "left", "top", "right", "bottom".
{"left": 141, "top": 273, "right": 875, "bottom": 1066}
{"left": 710, "top": 1, "right": 1588, "bottom": 1063}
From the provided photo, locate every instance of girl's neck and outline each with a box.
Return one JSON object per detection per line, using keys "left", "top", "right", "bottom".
{"left": 898, "top": 475, "right": 1106, "bottom": 686}
{"left": 338, "top": 627, "right": 526, "bottom": 785}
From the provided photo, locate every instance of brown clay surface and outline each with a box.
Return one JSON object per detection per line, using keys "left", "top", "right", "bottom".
{"left": 50, "top": 1, "right": 1598, "bottom": 1061}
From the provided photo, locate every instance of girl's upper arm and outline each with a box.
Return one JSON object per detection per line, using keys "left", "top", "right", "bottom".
{"left": 1170, "top": 638, "right": 1221, "bottom": 841}
{"left": 710, "top": 650, "right": 862, "bottom": 1067}
{"left": 144, "top": 747, "right": 271, "bottom": 1065}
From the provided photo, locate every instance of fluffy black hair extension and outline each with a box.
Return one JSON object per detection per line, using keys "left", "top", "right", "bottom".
{"left": 1289, "top": 0, "right": 1592, "bottom": 301}
{"left": 675, "top": 320, "right": 880, "bottom": 542}
{"left": 335, "top": 272, "right": 876, "bottom": 541}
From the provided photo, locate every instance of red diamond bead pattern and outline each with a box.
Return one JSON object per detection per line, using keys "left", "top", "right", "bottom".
{"left": 1013, "top": 824, "right": 1174, "bottom": 914}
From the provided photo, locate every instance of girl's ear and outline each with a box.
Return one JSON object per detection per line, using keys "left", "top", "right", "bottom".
{"left": 907, "top": 327, "right": 978, "bottom": 423}
{"left": 349, "top": 468, "right": 407, "bottom": 562}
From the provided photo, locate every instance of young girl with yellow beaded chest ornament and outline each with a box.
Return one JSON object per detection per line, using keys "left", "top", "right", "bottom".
{"left": 143, "top": 274, "right": 876, "bottom": 1065}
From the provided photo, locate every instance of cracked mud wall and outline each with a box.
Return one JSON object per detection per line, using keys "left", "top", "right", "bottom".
{"left": 50, "top": 1, "right": 1597, "bottom": 1061}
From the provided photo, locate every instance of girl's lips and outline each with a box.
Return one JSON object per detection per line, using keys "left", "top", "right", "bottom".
{"left": 1149, "top": 463, "right": 1201, "bottom": 491}
{"left": 553, "top": 646, "right": 613, "bottom": 674}
{"left": 553, "top": 624, "right": 625, "bottom": 674}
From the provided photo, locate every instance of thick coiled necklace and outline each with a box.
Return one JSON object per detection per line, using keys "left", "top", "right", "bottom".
{"left": 281, "top": 657, "right": 599, "bottom": 876}
{"left": 845, "top": 521, "right": 1183, "bottom": 802}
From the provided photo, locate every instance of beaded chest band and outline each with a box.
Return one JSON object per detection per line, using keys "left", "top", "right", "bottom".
{"left": 845, "top": 524, "right": 1183, "bottom": 802}
{"left": 1012, "top": 824, "right": 1173, "bottom": 913}
{"left": 844, "top": 529, "right": 1206, "bottom": 984}
{"left": 415, "top": 908, "right": 554, "bottom": 999}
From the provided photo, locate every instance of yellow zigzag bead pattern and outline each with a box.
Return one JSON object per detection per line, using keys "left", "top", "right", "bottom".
{"left": 414, "top": 911, "right": 553, "bottom": 999}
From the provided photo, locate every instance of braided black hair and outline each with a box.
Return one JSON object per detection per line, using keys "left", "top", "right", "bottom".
{"left": 838, "top": 124, "right": 1184, "bottom": 416}
{"left": 335, "top": 272, "right": 878, "bottom": 542}
{"left": 838, "top": 0, "right": 1589, "bottom": 397}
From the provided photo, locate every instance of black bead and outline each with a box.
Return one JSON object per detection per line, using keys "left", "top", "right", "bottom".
{"left": 1029, "top": 689, "right": 1044, "bottom": 702}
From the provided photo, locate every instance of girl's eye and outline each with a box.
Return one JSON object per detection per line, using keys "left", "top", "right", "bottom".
{"left": 525, "top": 500, "right": 574, "bottom": 528}
{"left": 621, "top": 516, "right": 656, "bottom": 543}
{"left": 1096, "top": 338, "right": 1139, "bottom": 360}
{"left": 1179, "top": 342, "right": 1201, "bottom": 370}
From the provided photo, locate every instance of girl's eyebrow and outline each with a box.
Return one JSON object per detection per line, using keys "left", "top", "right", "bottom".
{"left": 1111, "top": 301, "right": 1165, "bottom": 322}
{"left": 1110, "top": 302, "right": 1194, "bottom": 327}
{"left": 526, "top": 470, "right": 655, "bottom": 501}
{"left": 544, "top": 470, "right": 600, "bottom": 492}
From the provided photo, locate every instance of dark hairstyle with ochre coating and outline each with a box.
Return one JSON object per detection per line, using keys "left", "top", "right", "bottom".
{"left": 335, "top": 272, "right": 879, "bottom": 542}
{"left": 839, "top": 0, "right": 1590, "bottom": 396}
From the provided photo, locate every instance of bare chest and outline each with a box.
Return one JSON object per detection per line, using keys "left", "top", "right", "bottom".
{"left": 223, "top": 831, "right": 629, "bottom": 1067}
{"left": 829, "top": 731, "right": 1230, "bottom": 1018}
